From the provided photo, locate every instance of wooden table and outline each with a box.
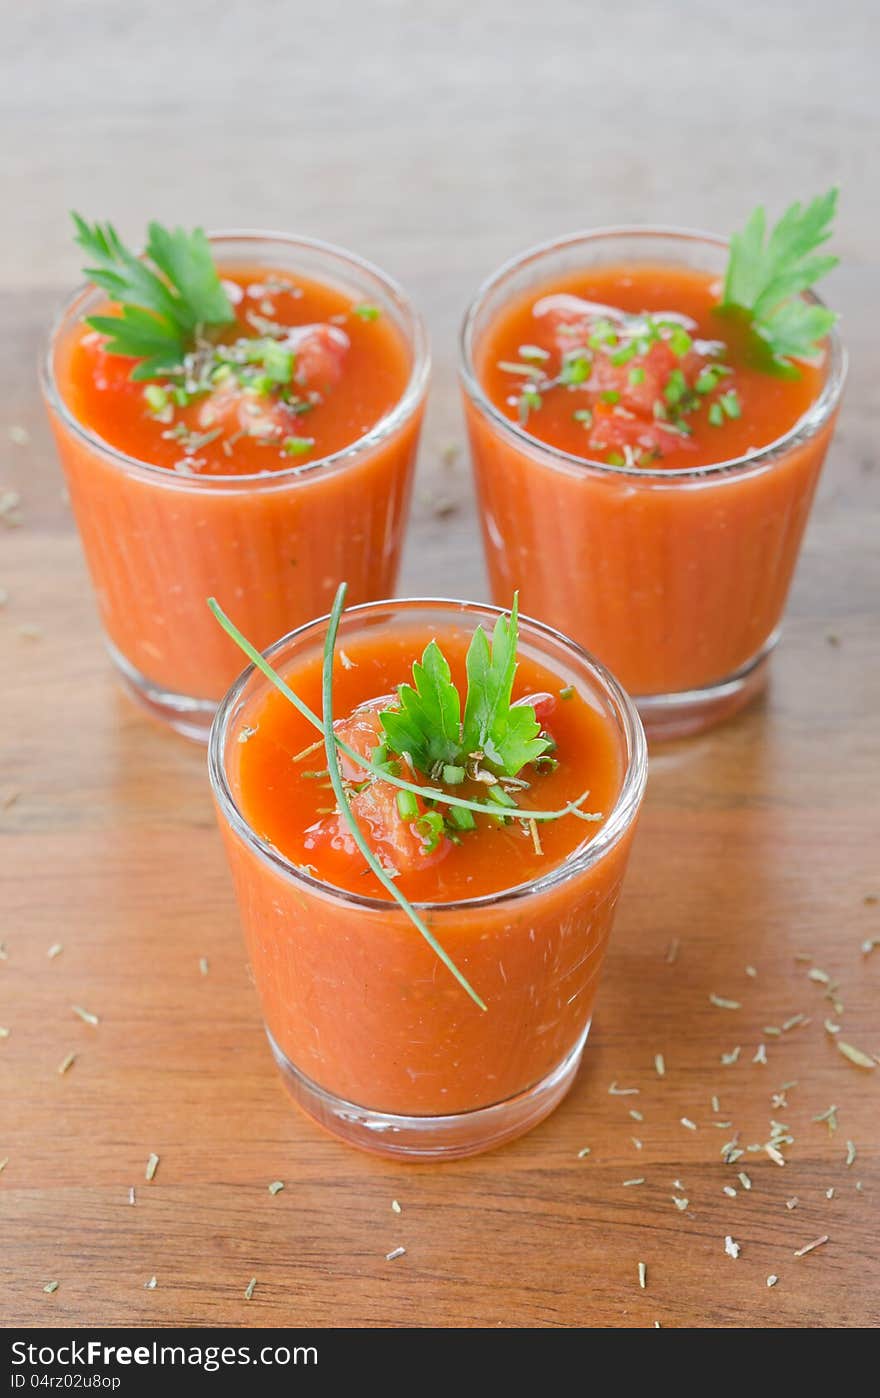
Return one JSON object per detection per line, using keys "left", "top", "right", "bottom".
{"left": 2, "top": 1, "right": 878, "bottom": 1330}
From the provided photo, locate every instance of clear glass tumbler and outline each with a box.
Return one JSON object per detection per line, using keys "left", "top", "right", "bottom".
{"left": 460, "top": 229, "right": 845, "bottom": 739}
{"left": 209, "top": 598, "right": 647, "bottom": 1159}
{"left": 42, "top": 232, "right": 429, "bottom": 740}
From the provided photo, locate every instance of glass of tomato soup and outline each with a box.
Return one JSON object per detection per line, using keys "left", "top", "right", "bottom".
{"left": 42, "top": 233, "right": 428, "bottom": 739}
{"left": 209, "top": 599, "right": 646, "bottom": 1158}
{"left": 460, "top": 229, "right": 846, "bottom": 739}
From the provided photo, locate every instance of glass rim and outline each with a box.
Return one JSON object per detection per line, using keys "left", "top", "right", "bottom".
{"left": 41, "top": 228, "right": 431, "bottom": 490}
{"left": 208, "top": 596, "right": 648, "bottom": 913}
{"left": 459, "top": 223, "right": 847, "bottom": 482}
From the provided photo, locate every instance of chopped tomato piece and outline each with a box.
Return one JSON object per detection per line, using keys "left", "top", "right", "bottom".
{"left": 197, "top": 378, "right": 297, "bottom": 441}
{"left": 513, "top": 691, "right": 556, "bottom": 727}
{"left": 287, "top": 323, "right": 349, "bottom": 391}
{"left": 587, "top": 400, "right": 694, "bottom": 460}
{"left": 79, "top": 333, "right": 142, "bottom": 398}
{"left": 306, "top": 700, "right": 450, "bottom": 875}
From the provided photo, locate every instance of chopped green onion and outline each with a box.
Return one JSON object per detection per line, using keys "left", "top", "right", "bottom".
{"left": 708, "top": 402, "right": 724, "bottom": 426}
{"left": 283, "top": 436, "right": 315, "bottom": 456}
{"left": 669, "top": 326, "right": 692, "bottom": 357}
{"left": 609, "top": 341, "right": 639, "bottom": 366}
{"left": 664, "top": 369, "right": 687, "bottom": 405}
{"left": 416, "top": 809, "right": 445, "bottom": 852}
{"left": 354, "top": 303, "right": 381, "bottom": 321}
{"left": 628, "top": 367, "right": 646, "bottom": 385}
{"left": 486, "top": 784, "right": 518, "bottom": 809}
{"left": 719, "top": 390, "right": 741, "bottom": 419}
{"left": 261, "top": 341, "right": 294, "bottom": 384}
{"left": 559, "top": 354, "right": 591, "bottom": 386}
{"left": 449, "top": 805, "right": 476, "bottom": 831}
{"left": 442, "top": 764, "right": 466, "bottom": 785}
{"left": 396, "top": 789, "right": 419, "bottom": 820}
{"left": 143, "top": 385, "right": 168, "bottom": 414}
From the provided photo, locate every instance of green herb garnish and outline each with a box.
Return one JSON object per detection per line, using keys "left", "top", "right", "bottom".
{"left": 719, "top": 189, "right": 839, "bottom": 373}
{"left": 380, "top": 596, "right": 549, "bottom": 780}
{"left": 73, "top": 215, "right": 235, "bottom": 381}
{"left": 208, "top": 591, "right": 602, "bottom": 1007}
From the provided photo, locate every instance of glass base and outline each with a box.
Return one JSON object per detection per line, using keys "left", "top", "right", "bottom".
{"left": 267, "top": 1022, "right": 591, "bottom": 1160}
{"left": 636, "top": 632, "right": 778, "bottom": 742}
{"left": 106, "top": 639, "right": 217, "bottom": 742}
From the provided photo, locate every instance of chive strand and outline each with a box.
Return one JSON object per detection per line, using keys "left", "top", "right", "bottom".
{"left": 320, "top": 584, "right": 487, "bottom": 1012}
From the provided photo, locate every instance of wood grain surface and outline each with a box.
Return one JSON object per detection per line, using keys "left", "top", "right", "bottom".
{"left": 1, "top": 0, "right": 878, "bottom": 1330}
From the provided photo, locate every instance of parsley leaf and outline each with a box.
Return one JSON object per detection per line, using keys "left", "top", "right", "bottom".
{"left": 379, "top": 640, "right": 463, "bottom": 773}
{"left": 380, "top": 597, "right": 551, "bottom": 780}
{"left": 72, "top": 214, "right": 235, "bottom": 381}
{"left": 719, "top": 189, "right": 839, "bottom": 371}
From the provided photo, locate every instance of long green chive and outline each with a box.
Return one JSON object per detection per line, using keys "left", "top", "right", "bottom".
{"left": 207, "top": 599, "right": 599, "bottom": 827}
{"left": 320, "top": 585, "right": 486, "bottom": 1010}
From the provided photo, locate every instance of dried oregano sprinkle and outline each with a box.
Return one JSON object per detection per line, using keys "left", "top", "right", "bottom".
{"left": 710, "top": 994, "right": 741, "bottom": 1010}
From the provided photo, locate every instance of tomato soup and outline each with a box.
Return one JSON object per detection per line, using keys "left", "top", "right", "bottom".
{"left": 210, "top": 601, "right": 646, "bottom": 1154}
{"left": 43, "top": 234, "right": 427, "bottom": 735}
{"left": 462, "top": 231, "right": 843, "bottom": 733}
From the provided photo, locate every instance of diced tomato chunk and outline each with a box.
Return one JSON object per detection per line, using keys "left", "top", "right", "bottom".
{"left": 78, "top": 332, "right": 142, "bottom": 398}
{"left": 288, "top": 323, "right": 349, "bottom": 390}
{"left": 307, "top": 700, "right": 450, "bottom": 875}
{"left": 587, "top": 400, "right": 693, "bottom": 460}
{"left": 513, "top": 691, "right": 556, "bottom": 726}
{"left": 197, "top": 379, "right": 295, "bottom": 440}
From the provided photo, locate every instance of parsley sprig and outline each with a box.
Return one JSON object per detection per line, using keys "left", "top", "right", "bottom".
{"left": 380, "top": 597, "right": 550, "bottom": 780}
{"left": 719, "top": 189, "right": 839, "bottom": 373}
{"left": 73, "top": 214, "right": 235, "bottom": 381}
